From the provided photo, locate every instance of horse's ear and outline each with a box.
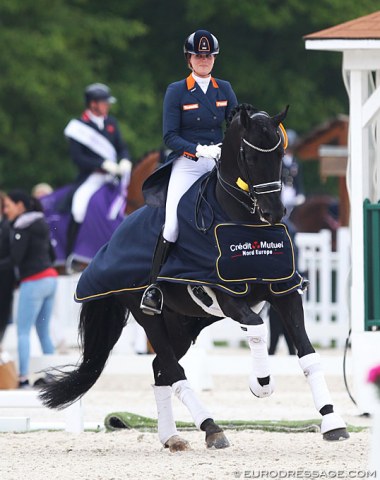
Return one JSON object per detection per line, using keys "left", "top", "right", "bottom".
{"left": 240, "top": 107, "right": 251, "bottom": 130}
{"left": 271, "top": 105, "right": 289, "bottom": 127}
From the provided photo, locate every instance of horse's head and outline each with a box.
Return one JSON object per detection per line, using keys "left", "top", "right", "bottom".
{"left": 219, "top": 105, "right": 288, "bottom": 224}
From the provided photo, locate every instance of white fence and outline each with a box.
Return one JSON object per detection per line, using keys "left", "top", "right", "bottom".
{"left": 296, "top": 228, "right": 350, "bottom": 348}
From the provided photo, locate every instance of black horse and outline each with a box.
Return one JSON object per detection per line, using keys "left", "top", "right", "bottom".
{"left": 40, "top": 105, "right": 349, "bottom": 451}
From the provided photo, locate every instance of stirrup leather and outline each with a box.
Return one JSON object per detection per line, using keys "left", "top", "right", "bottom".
{"left": 140, "top": 284, "right": 164, "bottom": 315}
{"left": 191, "top": 285, "right": 213, "bottom": 307}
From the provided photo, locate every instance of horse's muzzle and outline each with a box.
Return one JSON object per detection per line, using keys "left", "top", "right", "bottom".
{"left": 261, "top": 208, "right": 285, "bottom": 225}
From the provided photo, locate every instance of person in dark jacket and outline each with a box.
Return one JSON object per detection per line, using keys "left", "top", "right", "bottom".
{"left": 64, "top": 83, "right": 132, "bottom": 255}
{"left": 0, "top": 192, "right": 15, "bottom": 344}
{"left": 141, "top": 29, "right": 238, "bottom": 314}
{"left": 3, "top": 190, "right": 58, "bottom": 388}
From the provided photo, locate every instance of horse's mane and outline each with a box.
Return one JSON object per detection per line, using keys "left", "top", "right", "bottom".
{"left": 226, "top": 103, "right": 259, "bottom": 129}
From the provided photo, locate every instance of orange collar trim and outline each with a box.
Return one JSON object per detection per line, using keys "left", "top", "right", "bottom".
{"left": 186, "top": 74, "right": 219, "bottom": 90}
{"left": 186, "top": 74, "right": 196, "bottom": 90}
{"left": 211, "top": 77, "right": 219, "bottom": 88}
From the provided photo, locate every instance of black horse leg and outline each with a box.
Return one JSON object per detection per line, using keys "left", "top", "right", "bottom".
{"left": 131, "top": 301, "right": 229, "bottom": 450}
{"left": 122, "top": 299, "right": 190, "bottom": 451}
{"left": 215, "top": 292, "right": 274, "bottom": 398}
{"left": 268, "top": 305, "right": 296, "bottom": 355}
{"left": 130, "top": 308, "right": 187, "bottom": 387}
{"left": 270, "top": 292, "right": 314, "bottom": 358}
{"left": 162, "top": 311, "right": 230, "bottom": 449}
{"left": 271, "top": 292, "right": 349, "bottom": 441}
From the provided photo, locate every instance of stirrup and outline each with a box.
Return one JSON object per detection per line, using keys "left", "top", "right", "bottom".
{"left": 140, "top": 284, "right": 164, "bottom": 315}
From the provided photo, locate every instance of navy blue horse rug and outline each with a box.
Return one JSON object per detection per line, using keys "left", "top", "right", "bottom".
{"left": 75, "top": 173, "right": 302, "bottom": 303}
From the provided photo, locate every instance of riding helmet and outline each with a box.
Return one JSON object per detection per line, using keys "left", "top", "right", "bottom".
{"left": 84, "top": 83, "right": 116, "bottom": 105}
{"left": 184, "top": 30, "right": 220, "bottom": 56}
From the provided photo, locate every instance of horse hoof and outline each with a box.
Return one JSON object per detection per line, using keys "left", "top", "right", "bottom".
{"left": 249, "top": 375, "right": 275, "bottom": 398}
{"left": 320, "top": 412, "right": 348, "bottom": 441}
{"left": 164, "top": 435, "right": 191, "bottom": 452}
{"left": 323, "top": 428, "right": 350, "bottom": 441}
{"left": 206, "top": 431, "right": 230, "bottom": 449}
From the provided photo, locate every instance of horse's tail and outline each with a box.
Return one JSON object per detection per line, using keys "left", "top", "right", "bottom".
{"left": 39, "top": 296, "right": 128, "bottom": 410}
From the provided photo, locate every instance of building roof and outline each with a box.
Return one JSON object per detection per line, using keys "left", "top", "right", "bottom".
{"left": 304, "top": 11, "right": 380, "bottom": 40}
{"left": 296, "top": 115, "right": 348, "bottom": 161}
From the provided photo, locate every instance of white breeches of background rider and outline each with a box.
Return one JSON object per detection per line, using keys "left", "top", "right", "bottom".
{"left": 163, "top": 156, "right": 215, "bottom": 243}
{"left": 72, "top": 172, "right": 109, "bottom": 223}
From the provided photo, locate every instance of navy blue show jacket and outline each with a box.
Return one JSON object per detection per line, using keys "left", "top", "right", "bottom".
{"left": 163, "top": 74, "right": 238, "bottom": 162}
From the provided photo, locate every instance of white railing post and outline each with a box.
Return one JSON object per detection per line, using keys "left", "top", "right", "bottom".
{"left": 296, "top": 228, "right": 350, "bottom": 348}
{"left": 320, "top": 230, "right": 333, "bottom": 345}
{"left": 336, "top": 227, "right": 351, "bottom": 346}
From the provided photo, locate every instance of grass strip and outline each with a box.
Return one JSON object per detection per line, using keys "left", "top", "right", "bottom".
{"left": 104, "top": 411, "right": 365, "bottom": 433}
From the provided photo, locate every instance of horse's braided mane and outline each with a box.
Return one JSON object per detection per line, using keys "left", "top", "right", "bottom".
{"left": 226, "top": 103, "right": 258, "bottom": 129}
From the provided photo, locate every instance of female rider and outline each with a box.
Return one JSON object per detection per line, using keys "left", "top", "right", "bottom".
{"left": 141, "top": 30, "right": 238, "bottom": 314}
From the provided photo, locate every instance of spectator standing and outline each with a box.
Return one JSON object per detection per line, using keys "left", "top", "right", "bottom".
{"left": 3, "top": 190, "right": 57, "bottom": 388}
{"left": 31, "top": 183, "right": 53, "bottom": 199}
{"left": 0, "top": 192, "right": 15, "bottom": 345}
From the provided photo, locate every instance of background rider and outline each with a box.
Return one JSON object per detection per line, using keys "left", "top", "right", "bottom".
{"left": 64, "top": 83, "right": 132, "bottom": 255}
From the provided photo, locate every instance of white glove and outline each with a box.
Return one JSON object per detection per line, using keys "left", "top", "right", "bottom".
{"left": 295, "top": 194, "right": 306, "bottom": 206}
{"left": 118, "top": 158, "right": 133, "bottom": 175}
{"left": 101, "top": 160, "right": 119, "bottom": 176}
{"left": 196, "top": 144, "right": 221, "bottom": 161}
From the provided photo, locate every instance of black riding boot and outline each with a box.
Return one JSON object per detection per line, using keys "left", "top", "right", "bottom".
{"left": 140, "top": 234, "right": 172, "bottom": 315}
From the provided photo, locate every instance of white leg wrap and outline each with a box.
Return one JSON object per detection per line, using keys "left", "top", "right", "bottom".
{"left": 241, "top": 323, "right": 274, "bottom": 397}
{"left": 241, "top": 323, "right": 271, "bottom": 378}
{"left": 320, "top": 412, "right": 347, "bottom": 434}
{"left": 152, "top": 385, "right": 178, "bottom": 445}
{"left": 172, "top": 380, "right": 212, "bottom": 429}
{"left": 299, "top": 353, "right": 333, "bottom": 411}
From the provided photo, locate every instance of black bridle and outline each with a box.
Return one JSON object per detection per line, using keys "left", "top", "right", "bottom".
{"left": 195, "top": 110, "right": 284, "bottom": 232}
{"left": 216, "top": 132, "right": 282, "bottom": 215}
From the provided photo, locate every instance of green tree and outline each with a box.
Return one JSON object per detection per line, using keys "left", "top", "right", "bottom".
{"left": 0, "top": 0, "right": 378, "bottom": 191}
{"left": 0, "top": 0, "right": 147, "bottom": 189}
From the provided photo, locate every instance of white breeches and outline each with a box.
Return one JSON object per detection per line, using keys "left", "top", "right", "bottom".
{"left": 71, "top": 172, "right": 109, "bottom": 223}
{"left": 163, "top": 156, "right": 215, "bottom": 243}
